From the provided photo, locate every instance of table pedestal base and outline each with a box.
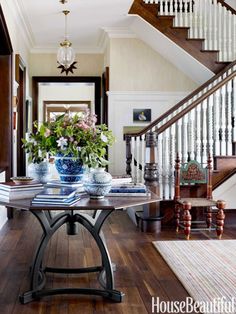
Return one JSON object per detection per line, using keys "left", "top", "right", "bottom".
{"left": 19, "top": 209, "right": 124, "bottom": 304}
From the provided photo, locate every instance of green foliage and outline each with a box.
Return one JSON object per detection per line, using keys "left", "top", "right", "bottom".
{"left": 22, "top": 111, "right": 115, "bottom": 168}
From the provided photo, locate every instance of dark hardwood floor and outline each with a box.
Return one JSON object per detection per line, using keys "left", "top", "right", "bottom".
{"left": 0, "top": 209, "right": 235, "bottom": 314}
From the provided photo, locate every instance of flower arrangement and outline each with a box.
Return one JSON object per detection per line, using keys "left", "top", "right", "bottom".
{"left": 22, "top": 110, "right": 115, "bottom": 168}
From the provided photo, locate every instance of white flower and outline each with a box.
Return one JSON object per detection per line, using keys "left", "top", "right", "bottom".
{"left": 56, "top": 137, "right": 68, "bottom": 150}
{"left": 101, "top": 133, "right": 108, "bottom": 143}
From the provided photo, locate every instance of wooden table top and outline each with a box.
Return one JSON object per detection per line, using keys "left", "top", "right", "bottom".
{"left": 0, "top": 193, "right": 159, "bottom": 211}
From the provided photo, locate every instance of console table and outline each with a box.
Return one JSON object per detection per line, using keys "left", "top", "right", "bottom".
{"left": 0, "top": 194, "right": 158, "bottom": 304}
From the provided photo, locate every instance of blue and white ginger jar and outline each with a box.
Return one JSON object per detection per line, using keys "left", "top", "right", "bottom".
{"left": 83, "top": 168, "right": 112, "bottom": 199}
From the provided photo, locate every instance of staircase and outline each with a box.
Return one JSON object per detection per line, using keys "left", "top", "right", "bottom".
{"left": 129, "top": 0, "right": 236, "bottom": 73}
{"left": 125, "top": 61, "right": 236, "bottom": 199}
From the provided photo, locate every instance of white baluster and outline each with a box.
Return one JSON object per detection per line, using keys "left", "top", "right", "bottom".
{"left": 157, "top": 133, "right": 163, "bottom": 199}
{"left": 208, "top": 0, "right": 213, "bottom": 50}
{"left": 176, "top": 117, "right": 182, "bottom": 162}
{"left": 189, "top": 0, "right": 193, "bottom": 37}
{"left": 218, "top": 3, "right": 223, "bottom": 61}
{"left": 202, "top": 100, "right": 208, "bottom": 164}
{"left": 193, "top": 0, "right": 199, "bottom": 38}
{"left": 169, "top": 124, "right": 176, "bottom": 199}
{"left": 198, "top": 0, "right": 203, "bottom": 39}
{"left": 162, "top": 129, "right": 170, "bottom": 199}
{"left": 179, "top": 0, "right": 183, "bottom": 26}
{"left": 212, "top": 0, "right": 218, "bottom": 50}
{"left": 131, "top": 137, "right": 136, "bottom": 182}
{"left": 226, "top": 80, "right": 233, "bottom": 155}
{"left": 141, "top": 134, "right": 145, "bottom": 183}
{"left": 226, "top": 9, "right": 231, "bottom": 61}
{"left": 169, "top": 0, "right": 173, "bottom": 15}
{"left": 222, "top": 7, "right": 227, "bottom": 61}
{"left": 195, "top": 104, "right": 202, "bottom": 163}
{"left": 136, "top": 137, "right": 140, "bottom": 183}
{"left": 174, "top": 1, "right": 179, "bottom": 26}
{"left": 220, "top": 85, "right": 227, "bottom": 155}
{"left": 208, "top": 94, "right": 214, "bottom": 160}
{"left": 233, "top": 15, "right": 236, "bottom": 60}
{"left": 214, "top": 90, "right": 221, "bottom": 156}
{"left": 202, "top": 0, "right": 208, "bottom": 49}
{"left": 232, "top": 77, "right": 236, "bottom": 142}
{"left": 182, "top": 115, "right": 188, "bottom": 163}
{"left": 160, "top": 0, "right": 164, "bottom": 15}
{"left": 188, "top": 110, "right": 195, "bottom": 160}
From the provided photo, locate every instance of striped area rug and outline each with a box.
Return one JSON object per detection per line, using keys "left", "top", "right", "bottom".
{"left": 153, "top": 240, "right": 236, "bottom": 314}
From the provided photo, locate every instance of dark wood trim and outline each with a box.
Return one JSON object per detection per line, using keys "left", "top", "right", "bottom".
{"left": 15, "top": 55, "right": 26, "bottom": 176}
{"left": 124, "top": 62, "right": 236, "bottom": 137}
{"left": 102, "top": 67, "right": 109, "bottom": 125}
{"left": 217, "top": 0, "right": 236, "bottom": 15}
{"left": 32, "top": 76, "right": 101, "bottom": 126}
{"left": 0, "top": 5, "right": 13, "bottom": 55}
{"left": 0, "top": 5, "right": 13, "bottom": 180}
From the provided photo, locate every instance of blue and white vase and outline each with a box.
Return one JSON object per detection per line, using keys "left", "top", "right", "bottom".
{"left": 28, "top": 161, "right": 51, "bottom": 184}
{"left": 54, "top": 153, "right": 84, "bottom": 183}
{"left": 83, "top": 168, "right": 112, "bottom": 199}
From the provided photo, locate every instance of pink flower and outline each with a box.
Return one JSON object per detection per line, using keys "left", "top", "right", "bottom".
{"left": 77, "top": 121, "right": 90, "bottom": 131}
{"left": 69, "top": 136, "right": 74, "bottom": 142}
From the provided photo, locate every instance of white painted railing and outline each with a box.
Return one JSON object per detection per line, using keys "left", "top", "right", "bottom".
{"left": 143, "top": 0, "right": 236, "bottom": 62}
{"left": 125, "top": 63, "right": 236, "bottom": 199}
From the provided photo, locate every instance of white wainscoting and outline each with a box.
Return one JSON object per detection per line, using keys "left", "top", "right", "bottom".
{"left": 0, "top": 171, "right": 7, "bottom": 230}
{"left": 107, "top": 91, "right": 188, "bottom": 175}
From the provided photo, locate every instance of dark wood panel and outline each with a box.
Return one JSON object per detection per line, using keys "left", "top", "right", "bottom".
{"left": 0, "top": 55, "right": 12, "bottom": 179}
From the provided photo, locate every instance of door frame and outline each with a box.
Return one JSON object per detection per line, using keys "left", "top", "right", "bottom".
{"left": 15, "top": 54, "right": 26, "bottom": 176}
{"left": 0, "top": 5, "right": 13, "bottom": 180}
{"left": 32, "top": 76, "right": 101, "bottom": 125}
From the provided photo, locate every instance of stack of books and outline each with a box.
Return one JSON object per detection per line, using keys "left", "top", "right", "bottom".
{"left": 0, "top": 181, "right": 44, "bottom": 201}
{"left": 111, "top": 175, "right": 132, "bottom": 185}
{"left": 46, "top": 180, "right": 85, "bottom": 193}
{"left": 107, "top": 183, "right": 150, "bottom": 197}
{"left": 31, "top": 187, "right": 80, "bottom": 207}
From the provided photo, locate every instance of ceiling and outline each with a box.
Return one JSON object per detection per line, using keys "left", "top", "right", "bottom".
{"left": 16, "top": 0, "right": 134, "bottom": 53}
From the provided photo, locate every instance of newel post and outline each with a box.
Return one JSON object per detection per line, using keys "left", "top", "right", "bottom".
{"left": 125, "top": 135, "right": 132, "bottom": 176}
{"left": 135, "top": 131, "right": 162, "bottom": 233}
{"left": 144, "top": 131, "right": 159, "bottom": 192}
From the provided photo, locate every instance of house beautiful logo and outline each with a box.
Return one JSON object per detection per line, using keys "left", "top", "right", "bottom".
{"left": 152, "top": 297, "right": 236, "bottom": 314}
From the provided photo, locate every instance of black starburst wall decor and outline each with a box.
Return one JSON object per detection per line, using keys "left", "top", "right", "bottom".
{"left": 57, "top": 61, "right": 78, "bottom": 75}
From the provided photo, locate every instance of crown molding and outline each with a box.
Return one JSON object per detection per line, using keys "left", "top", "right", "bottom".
{"left": 6, "top": 0, "right": 35, "bottom": 50}
{"left": 102, "top": 27, "right": 137, "bottom": 39}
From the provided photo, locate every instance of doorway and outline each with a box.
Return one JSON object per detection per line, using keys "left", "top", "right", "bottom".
{"left": 32, "top": 76, "right": 101, "bottom": 124}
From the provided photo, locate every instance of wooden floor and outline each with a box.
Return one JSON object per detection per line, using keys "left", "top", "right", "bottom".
{"left": 0, "top": 209, "right": 235, "bottom": 314}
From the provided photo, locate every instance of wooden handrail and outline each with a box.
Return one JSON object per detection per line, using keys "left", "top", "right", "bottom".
{"left": 124, "top": 60, "right": 236, "bottom": 137}
{"left": 217, "top": 0, "right": 236, "bottom": 15}
{"left": 156, "top": 70, "right": 236, "bottom": 135}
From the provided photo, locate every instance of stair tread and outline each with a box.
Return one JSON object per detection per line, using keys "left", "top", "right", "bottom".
{"left": 171, "top": 26, "right": 190, "bottom": 30}
{"left": 201, "top": 49, "right": 219, "bottom": 53}
{"left": 186, "top": 38, "right": 205, "bottom": 42}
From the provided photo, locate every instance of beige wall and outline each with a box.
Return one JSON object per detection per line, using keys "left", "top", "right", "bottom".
{"left": 109, "top": 38, "right": 198, "bottom": 92}
{"left": 29, "top": 53, "right": 104, "bottom": 78}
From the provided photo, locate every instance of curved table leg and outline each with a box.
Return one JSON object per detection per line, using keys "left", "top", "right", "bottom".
{"left": 19, "top": 209, "right": 124, "bottom": 304}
